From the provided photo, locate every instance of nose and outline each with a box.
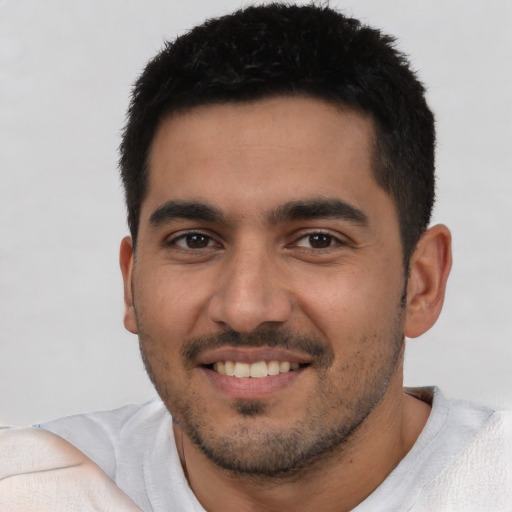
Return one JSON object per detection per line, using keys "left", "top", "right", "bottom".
{"left": 208, "top": 246, "right": 293, "bottom": 333}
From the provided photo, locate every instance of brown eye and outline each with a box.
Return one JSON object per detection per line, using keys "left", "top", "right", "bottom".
{"left": 171, "top": 232, "right": 215, "bottom": 249}
{"left": 185, "top": 233, "right": 211, "bottom": 248}
{"left": 308, "top": 233, "right": 333, "bottom": 248}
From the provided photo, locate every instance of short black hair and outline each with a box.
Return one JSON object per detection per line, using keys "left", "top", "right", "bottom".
{"left": 120, "top": 3, "right": 435, "bottom": 264}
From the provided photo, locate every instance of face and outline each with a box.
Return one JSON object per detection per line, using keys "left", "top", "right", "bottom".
{"left": 122, "top": 97, "right": 408, "bottom": 476}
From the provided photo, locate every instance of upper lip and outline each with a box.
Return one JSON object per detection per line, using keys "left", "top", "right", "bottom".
{"left": 195, "top": 346, "right": 314, "bottom": 366}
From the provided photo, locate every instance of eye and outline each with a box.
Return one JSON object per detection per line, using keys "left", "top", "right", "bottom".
{"left": 171, "top": 232, "right": 218, "bottom": 249}
{"left": 295, "top": 232, "right": 339, "bottom": 249}
{"left": 307, "top": 233, "right": 334, "bottom": 249}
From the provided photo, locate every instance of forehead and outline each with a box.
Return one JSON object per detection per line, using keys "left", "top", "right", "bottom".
{"left": 144, "top": 96, "right": 393, "bottom": 224}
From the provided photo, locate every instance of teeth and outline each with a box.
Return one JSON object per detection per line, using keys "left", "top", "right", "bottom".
{"left": 250, "top": 361, "right": 268, "bottom": 378}
{"left": 279, "top": 361, "right": 290, "bottom": 373}
{"left": 234, "top": 362, "right": 251, "bottom": 378}
{"left": 267, "top": 360, "right": 280, "bottom": 375}
{"left": 225, "top": 360, "right": 235, "bottom": 376}
{"left": 212, "top": 360, "right": 302, "bottom": 378}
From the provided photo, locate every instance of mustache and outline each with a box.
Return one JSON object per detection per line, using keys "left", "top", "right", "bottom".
{"left": 181, "top": 328, "right": 334, "bottom": 368}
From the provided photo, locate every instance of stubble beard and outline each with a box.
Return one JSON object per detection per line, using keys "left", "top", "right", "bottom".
{"left": 138, "top": 308, "right": 405, "bottom": 480}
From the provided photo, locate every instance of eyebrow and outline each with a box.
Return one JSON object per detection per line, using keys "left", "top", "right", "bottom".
{"left": 148, "top": 197, "right": 368, "bottom": 228}
{"left": 149, "top": 200, "right": 225, "bottom": 226}
{"left": 268, "top": 198, "right": 369, "bottom": 226}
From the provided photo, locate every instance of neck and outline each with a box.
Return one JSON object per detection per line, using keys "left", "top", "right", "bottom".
{"left": 173, "top": 377, "right": 430, "bottom": 512}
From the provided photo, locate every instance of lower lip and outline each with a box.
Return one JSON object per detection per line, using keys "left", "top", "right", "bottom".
{"left": 199, "top": 367, "right": 306, "bottom": 399}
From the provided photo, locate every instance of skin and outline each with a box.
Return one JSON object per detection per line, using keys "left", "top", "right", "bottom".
{"left": 120, "top": 96, "right": 452, "bottom": 512}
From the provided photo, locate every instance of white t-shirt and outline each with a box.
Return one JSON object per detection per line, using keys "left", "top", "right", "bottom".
{"left": 36, "top": 387, "right": 512, "bottom": 511}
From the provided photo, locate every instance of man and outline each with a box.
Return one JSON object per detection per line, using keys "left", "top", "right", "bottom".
{"left": 1, "top": 3, "right": 510, "bottom": 511}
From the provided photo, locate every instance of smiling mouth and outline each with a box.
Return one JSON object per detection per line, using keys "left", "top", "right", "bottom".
{"left": 205, "top": 360, "right": 309, "bottom": 378}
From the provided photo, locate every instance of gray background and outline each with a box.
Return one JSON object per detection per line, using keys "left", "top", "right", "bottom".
{"left": 1, "top": 0, "right": 511, "bottom": 426}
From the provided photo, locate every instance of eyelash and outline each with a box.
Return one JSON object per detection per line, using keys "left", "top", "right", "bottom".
{"left": 291, "top": 230, "right": 348, "bottom": 252}
{"left": 165, "top": 229, "right": 347, "bottom": 251}
{"left": 166, "top": 231, "right": 220, "bottom": 250}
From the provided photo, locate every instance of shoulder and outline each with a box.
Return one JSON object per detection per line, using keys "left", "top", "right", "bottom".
{"left": 37, "top": 398, "right": 171, "bottom": 478}
{"left": 434, "top": 407, "right": 512, "bottom": 481}
{"left": 359, "top": 388, "right": 512, "bottom": 512}
{"left": 1, "top": 401, "right": 181, "bottom": 509}
{"left": 415, "top": 400, "right": 512, "bottom": 511}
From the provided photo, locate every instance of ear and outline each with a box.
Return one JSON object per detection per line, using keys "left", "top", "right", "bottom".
{"left": 119, "top": 236, "right": 138, "bottom": 334}
{"left": 404, "top": 224, "right": 452, "bottom": 338}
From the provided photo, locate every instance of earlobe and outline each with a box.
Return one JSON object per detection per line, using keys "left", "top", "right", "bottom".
{"left": 404, "top": 224, "right": 452, "bottom": 338}
{"left": 119, "top": 236, "right": 138, "bottom": 335}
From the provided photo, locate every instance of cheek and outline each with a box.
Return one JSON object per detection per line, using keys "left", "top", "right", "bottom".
{"left": 296, "top": 261, "right": 404, "bottom": 344}
{"left": 133, "top": 264, "right": 213, "bottom": 338}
